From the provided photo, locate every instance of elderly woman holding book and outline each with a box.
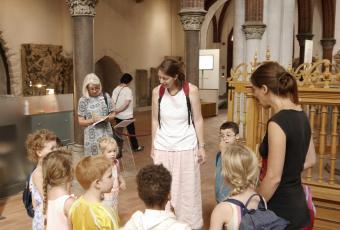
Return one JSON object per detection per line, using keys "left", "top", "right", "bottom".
{"left": 78, "top": 73, "right": 116, "bottom": 156}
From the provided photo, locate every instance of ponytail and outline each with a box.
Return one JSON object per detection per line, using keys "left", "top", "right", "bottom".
{"left": 251, "top": 62, "right": 299, "bottom": 104}
{"left": 277, "top": 72, "right": 298, "bottom": 104}
{"left": 41, "top": 150, "right": 73, "bottom": 229}
{"left": 43, "top": 177, "right": 48, "bottom": 229}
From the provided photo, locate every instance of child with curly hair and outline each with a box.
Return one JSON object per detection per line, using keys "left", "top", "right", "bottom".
{"left": 122, "top": 164, "right": 190, "bottom": 230}
{"left": 26, "top": 129, "right": 58, "bottom": 230}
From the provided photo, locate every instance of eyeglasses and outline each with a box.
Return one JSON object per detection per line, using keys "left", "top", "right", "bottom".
{"left": 219, "top": 133, "right": 236, "bottom": 138}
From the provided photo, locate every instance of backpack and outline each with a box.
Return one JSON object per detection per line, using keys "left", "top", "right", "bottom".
{"left": 301, "top": 185, "right": 316, "bottom": 230}
{"left": 158, "top": 81, "right": 192, "bottom": 127}
{"left": 226, "top": 194, "right": 289, "bottom": 230}
{"left": 22, "top": 172, "right": 34, "bottom": 218}
{"left": 215, "top": 152, "right": 231, "bottom": 203}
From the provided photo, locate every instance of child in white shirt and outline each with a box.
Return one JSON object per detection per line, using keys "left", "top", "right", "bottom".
{"left": 98, "top": 136, "right": 126, "bottom": 210}
{"left": 122, "top": 164, "right": 190, "bottom": 230}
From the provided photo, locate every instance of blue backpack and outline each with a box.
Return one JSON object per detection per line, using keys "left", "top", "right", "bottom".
{"left": 215, "top": 152, "right": 231, "bottom": 203}
{"left": 226, "top": 194, "right": 289, "bottom": 230}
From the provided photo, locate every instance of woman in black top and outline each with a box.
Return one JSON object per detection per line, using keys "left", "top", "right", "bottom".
{"left": 250, "top": 62, "right": 316, "bottom": 229}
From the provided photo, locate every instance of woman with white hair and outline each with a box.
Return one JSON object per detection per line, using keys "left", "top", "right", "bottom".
{"left": 78, "top": 73, "right": 116, "bottom": 155}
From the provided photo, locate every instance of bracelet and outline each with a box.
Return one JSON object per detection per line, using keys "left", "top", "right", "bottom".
{"left": 199, "top": 143, "right": 206, "bottom": 149}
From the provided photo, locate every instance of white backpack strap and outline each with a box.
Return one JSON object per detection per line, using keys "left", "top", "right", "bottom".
{"left": 228, "top": 203, "right": 242, "bottom": 230}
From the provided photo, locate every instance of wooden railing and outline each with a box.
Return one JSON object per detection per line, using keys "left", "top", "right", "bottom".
{"left": 227, "top": 58, "right": 340, "bottom": 229}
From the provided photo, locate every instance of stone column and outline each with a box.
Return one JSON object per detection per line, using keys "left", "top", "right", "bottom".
{"left": 321, "top": 38, "right": 336, "bottom": 62}
{"left": 296, "top": 33, "right": 314, "bottom": 64}
{"left": 233, "top": 0, "right": 245, "bottom": 66}
{"left": 321, "top": 0, "right": 336, "bottom": 62}
{"left": 243, "top": 23, "right": 266, "bottom": 64}
{"left": 67, "top": 0, "right": 97, "bottom": 145}
{"left": 242, "top": 0, "right": 266, "bottom": 64}
{"left": 279, "top": 0, "right": 295, "bottom": 67}
{"left": 179, "top": 8, "right": 206, "bottom": 86}
{"left": 296, "top": 0, "right": 314, "bottom": 65}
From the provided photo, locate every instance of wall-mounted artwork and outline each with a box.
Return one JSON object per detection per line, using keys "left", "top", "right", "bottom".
{"left": 21, "top": 44, "right": 73, "bottom": 96}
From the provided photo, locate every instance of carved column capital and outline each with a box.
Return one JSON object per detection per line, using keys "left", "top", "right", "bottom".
{"left": 320, "top": 38, "right": 336, "bottom": 49}
{"left": 242, "top": 22, "right": 266, "bottom": 40}
{"left": 179, "top": 9, "right": 206, "bottom": 31}
{"left": 296, "top": 33, "right": 314, "bottom": 46}
{"left": 66, "top": 0, "right": 98, "bottom": 16}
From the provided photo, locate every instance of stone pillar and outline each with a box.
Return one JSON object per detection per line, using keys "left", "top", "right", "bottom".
{"left": 321, "top": 0, "right": 336, "bottom": 62}
{"left": 296, "top": 0, "right": 314, "bottom": 65}
{"left": 242, "top": 0, "right": 266, "bottom": 64}
{"left": 266, "top": 0, "right": 281, "bottom": 62}
{"left": 321, "top": 38, "right": 336, "bottom": 62}
{"left": 179, "top": 8, "right": 206, "bottom": 86}
{"left": 279, "top": 0, "right": 295, "bottom": 67}
{"left": 67, "top": 0, "right": 97, "bottom": 145}
{"left": 233, "top": 0, "right": 245, "bottom": 66}
{"left": 296, "top": 33, "right": 314, "bottom": 64}
{"left": 242, "top": 23, "right": 266, "bottom": 64}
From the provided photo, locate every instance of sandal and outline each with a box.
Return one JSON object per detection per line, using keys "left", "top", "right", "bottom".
{"left": 133, "top": 146, "right": 144, "bottom": 152}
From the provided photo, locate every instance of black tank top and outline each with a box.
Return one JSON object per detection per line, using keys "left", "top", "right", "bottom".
{"left": 259, "top": 110, "right": 311, "bottom": 229}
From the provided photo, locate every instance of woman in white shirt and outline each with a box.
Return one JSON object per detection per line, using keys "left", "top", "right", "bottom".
{"left": 112, "top": 73, "right": 143, "bottom": 158}
{"left": 151, "top": 59, "right": 206, "bottom": 230}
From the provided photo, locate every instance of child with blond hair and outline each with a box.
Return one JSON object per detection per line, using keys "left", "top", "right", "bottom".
{"left": 98, "top": 136, "right": 126, "bottom": 210}
{"left": 26, "top": 129, "right": 58, "bottom": 230}
{"left": 211, "top": 143, "right": 262, "bottom": 229}
{"left": 42, "top": 150, "right": 75, "bottom": 230}
{"left": 69, "top": 155, "right": 119, "bottom": 229}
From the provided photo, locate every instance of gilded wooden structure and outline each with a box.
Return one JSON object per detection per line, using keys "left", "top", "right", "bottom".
{"left": 227, "top": 53, "right": 340, "bottom": 229}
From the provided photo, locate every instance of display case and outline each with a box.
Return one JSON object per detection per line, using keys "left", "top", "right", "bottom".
{"left": 0, "top": 94, "right": 74, "bottom": 198}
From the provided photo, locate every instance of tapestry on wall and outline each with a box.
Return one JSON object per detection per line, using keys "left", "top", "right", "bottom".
{"left": 21, "top": 44, "right": 73, "bottom": 96}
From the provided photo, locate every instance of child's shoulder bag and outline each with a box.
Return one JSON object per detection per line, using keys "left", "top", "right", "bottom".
{"left": 22, "top": 169, "right": 35, "bottom": 218}
{"left": 226, "top": 194, "right": 289, "bottom": 230}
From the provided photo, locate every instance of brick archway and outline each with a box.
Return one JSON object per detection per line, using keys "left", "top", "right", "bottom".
{"left": 95, "top": 55, "right": 123, "bottom": 96}
{"left": 200, "top": 0, "right": 230, "bottom": 48}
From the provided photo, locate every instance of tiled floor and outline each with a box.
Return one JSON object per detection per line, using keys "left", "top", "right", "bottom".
{"left": 0, "top": 109, "right": 227, "bottom": 229}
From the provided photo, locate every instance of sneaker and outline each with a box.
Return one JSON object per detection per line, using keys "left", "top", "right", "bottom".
{"left": 133, "top": 146, "right": 144, "bottom": 152}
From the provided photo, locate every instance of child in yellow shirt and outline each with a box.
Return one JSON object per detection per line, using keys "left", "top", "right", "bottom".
{"left": 69, "top": 155, "right": 119, "bottom": 229}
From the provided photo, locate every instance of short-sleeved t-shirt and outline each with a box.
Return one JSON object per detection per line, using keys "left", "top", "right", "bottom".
{"left": 69, "top": 196, "right": 119, "bottom": 230}
{"left": 112, "top": 86, "right": 133, "bottom": 120}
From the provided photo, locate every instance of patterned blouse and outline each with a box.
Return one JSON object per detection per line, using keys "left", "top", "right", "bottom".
{"left": 29, "top": 176, "right": 43, "bottom": 230}
{"left": 78, "top": 93, "right": 114, "bottom": 155}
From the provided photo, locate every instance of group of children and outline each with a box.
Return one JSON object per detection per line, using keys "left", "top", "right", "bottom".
{"left": 26, "top": 129, "right": 125, "bottom": 230}
{"left": 25, "top": 120, "right": 267, "bottom": 230}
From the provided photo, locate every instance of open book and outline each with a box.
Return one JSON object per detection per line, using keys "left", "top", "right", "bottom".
{"left": 91, "top": 115, "right": 109, "bottom": 126}
{"left": 113, "top": 119, "right": 135, "bottom": 129}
